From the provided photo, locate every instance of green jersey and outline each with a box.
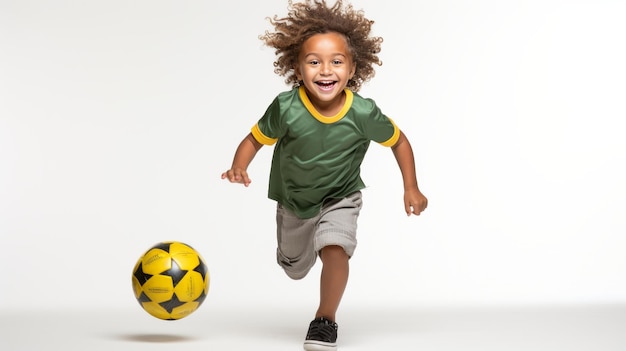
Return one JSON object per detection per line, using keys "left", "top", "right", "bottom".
{"left": 251, "top": 86, "right": 400, "bottom": 218}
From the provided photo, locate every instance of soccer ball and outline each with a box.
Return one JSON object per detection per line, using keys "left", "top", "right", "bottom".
{"left": 132, "top": 241, "right": 210, "bottom": 320}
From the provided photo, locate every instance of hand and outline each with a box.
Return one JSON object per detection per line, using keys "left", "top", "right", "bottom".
{"left": 221, "top": 168, "right": 252, "bottom": 187}
{"left": 404, "top": 188, "right": 428, "bottom": 216}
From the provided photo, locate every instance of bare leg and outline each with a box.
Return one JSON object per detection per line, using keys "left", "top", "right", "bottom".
{"left": 315, "top": 245, "right": 349, "bottom": 322}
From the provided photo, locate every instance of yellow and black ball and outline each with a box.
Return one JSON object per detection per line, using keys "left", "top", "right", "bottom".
{"left": 132, "top": 241, "right": 210, "bottom": 320}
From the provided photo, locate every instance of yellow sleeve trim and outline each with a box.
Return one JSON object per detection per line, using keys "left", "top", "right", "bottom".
{"left": 379, "top": 118, "right": 400, "bottom": 147}
{"left": 251, "top": 124, "right": 278, "bottom": 145}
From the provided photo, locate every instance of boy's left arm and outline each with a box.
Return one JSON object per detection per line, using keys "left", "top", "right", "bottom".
{"left": 391, "top": 131, "right": 428, "bottom": 216}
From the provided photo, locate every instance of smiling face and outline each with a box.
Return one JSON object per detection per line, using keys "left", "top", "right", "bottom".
{"left": 295, "top": 32, "right": 356, "bottom": 116}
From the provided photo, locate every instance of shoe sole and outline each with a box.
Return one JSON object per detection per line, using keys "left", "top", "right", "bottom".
{"left": 303, "top": 340, "right": 337, "bottom": 351}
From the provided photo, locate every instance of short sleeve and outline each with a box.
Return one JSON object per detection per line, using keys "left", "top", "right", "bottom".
{"left": 356, "top": 96, "right": 400, "bottom": 147}
{"left": 251, "top": 123, "right": 277, "bottom": 145}
{"left": 378, "top": 118, "right": 400, "bottom": 147}
{"left": 250, "top": 94, "right": 286, "bottom": 146}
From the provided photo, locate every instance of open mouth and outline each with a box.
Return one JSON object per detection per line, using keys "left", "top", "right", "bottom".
{"left": 315, "top": 81, "right": 337, "bottom": 90}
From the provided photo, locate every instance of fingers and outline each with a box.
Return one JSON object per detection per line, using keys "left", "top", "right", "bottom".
{"left": 221, "top": 170, "right": 252, "bottom": 187}
{"left": 411, "top": 204, "right": 425, "bottom": 216}
{"left": 407, "top": 204, "right": 423, "bottom": 216}
{"left": 406, "top": 199, "right": 427, "bottom": 216}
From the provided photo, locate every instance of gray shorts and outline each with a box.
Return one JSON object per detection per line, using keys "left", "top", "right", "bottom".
{"left": 275, "top": 191, "right": 362, "bottom": 280}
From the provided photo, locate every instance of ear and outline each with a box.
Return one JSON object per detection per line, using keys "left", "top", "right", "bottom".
{"left": 349, "top": 63, "right": 356, "bottom": 79}
{"left": 294, "top": 65, "right": 302, "bottom": 81}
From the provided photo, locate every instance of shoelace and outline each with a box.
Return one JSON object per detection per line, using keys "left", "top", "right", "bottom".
{"left": 307, "top": 319, "right": 337, "bottom": 342}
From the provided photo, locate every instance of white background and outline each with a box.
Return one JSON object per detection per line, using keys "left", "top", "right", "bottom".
{"left": 1, "top": 0, "right": 625, "bottom": 315}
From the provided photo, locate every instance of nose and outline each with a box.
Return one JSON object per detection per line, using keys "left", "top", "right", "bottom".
{"left": 320, "top": 63, "right": 331, "bottom": 75}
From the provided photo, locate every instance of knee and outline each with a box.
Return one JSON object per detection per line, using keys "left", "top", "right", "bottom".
{"left": 319, "top": 245, "right": 348, "bottom": 261}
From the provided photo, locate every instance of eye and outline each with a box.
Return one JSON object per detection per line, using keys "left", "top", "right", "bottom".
{"left": 332, "top": 59, "right": 343, "bottom": 65}
{"left": 308, "top": 60, "right": 320, "bottom": 65}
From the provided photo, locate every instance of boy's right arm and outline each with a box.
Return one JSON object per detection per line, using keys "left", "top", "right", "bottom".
{"left": 221, "top": 132, "right": 264, "bottom": 187}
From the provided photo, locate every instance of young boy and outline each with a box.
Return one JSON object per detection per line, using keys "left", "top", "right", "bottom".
{"left": 221, "top": 1, "right": 428, "bottom": 350}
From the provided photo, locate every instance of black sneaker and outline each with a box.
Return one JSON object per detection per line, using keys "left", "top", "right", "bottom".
{"left": 303, "top": 317, "right": 338, "bottom": 351}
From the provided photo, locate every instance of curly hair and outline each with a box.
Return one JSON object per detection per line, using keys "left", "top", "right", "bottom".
{"left": 259, "top": 0, "right": 383, "bottom": 92}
